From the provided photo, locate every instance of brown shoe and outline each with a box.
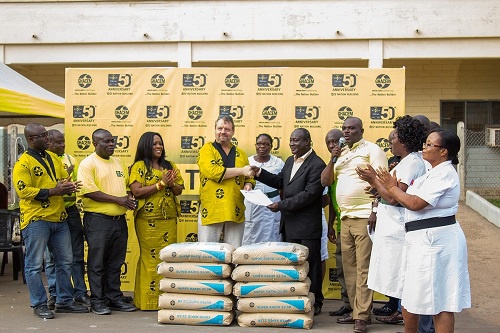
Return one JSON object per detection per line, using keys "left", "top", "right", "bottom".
{"left": 354, "top": 319, "right": 368, "bottom": 333}
{"left": 376, "top": 311, "right": 403, "bottom": 324}
{"left": 337, "top": 312, "right": 354, "bottom": 324}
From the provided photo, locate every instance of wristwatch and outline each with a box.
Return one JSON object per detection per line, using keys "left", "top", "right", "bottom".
{"left": 372, "top": 206, "right": 378, "bottom": 213}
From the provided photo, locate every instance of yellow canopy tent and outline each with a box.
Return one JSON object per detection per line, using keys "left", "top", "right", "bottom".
{"left": 0, "top": 63, "right": 64, "bottom": 124}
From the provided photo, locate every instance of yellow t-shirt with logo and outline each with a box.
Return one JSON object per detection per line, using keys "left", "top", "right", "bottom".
{"left": 13, "top": 149, "right": 69, "bottom": 229}
{"left": 77, "top": 152, "right": 129, "bottom": 216}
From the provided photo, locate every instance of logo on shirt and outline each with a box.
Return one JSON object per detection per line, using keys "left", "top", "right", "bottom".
{"left": 41, "top": 200, "right": 50, "bottom": 208}
{"left": 145, "top": 202, "right": 155, "bottom": 213}
{"left": 215, "top": 188, "right": 225, "bottom": 199}
{"left": 115, "top": 171, "right": 124, "bottom": 177}
{"left": 17, "top": 180, "right": 26, "bottom": 191}
{"left": 33, "top": 166, "right": 44, "bottom": 177}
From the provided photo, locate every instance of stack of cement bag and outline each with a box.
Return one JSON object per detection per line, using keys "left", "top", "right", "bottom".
{"left": 156, "top": 242, "right": 235, "bottom": 326}
{"left": 232, "top": 242, "right": 315, "bottom": 329}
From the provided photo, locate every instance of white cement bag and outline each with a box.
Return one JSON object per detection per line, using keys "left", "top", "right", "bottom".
{"left": 159, "top": 278, "right": 233, "bottom": 295}
{"left": 232, "top": 242, "right": 309, "bottom": 265}
{"left": 159, "top": 242, "right": 234, "bottom": 263}
{"left": 158, "top": 293, "right": 234, "bottom": 311}
{"left": 233, "top": 278, "right": 311, "bottom": 297}
{"left": 157, "top": 262, "right": 232, "bottom": 279}
{"left": 237, "top": 292, "right": 315, "bottom": 313}
{"left": 237, "top": 310, "right": 314, "bottom": 329}
{"left": 158, "top": 309, "right": 234, "bottom": 326}
{"left": 231, "top": 262, "right": 309, "bottom": 282}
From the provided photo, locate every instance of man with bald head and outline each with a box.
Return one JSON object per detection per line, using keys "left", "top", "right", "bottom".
{"left": 14, "top": 123, "right": 88, "bottom": 319}
{"left": 78, "top": 129, "right": 137, "bottom": 315}
{"left": 44, "top": 129, "right": 89, "bottom": 310}
{"left": 321, "top": 117, "right": 387, "bottom": 333}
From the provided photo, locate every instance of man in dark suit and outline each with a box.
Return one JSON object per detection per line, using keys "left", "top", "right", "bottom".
{"left": 250, "top": 128, "right": 326, "bottom": 315}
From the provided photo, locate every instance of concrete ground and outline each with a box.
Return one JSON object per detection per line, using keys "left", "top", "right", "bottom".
{"left": 1, "top": 202, "right": 499, "bottom": 332}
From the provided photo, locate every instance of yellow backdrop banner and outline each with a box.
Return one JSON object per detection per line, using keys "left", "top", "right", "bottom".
{"left": 66, "top": 67, "right": 404, "bottom": 299}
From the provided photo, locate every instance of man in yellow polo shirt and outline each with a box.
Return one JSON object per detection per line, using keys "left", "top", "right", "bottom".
{"left": 78, "top": 129, "right": 137, "bottom": 315}
{"left": 321, "top": 117, "right": 387, "bottom": 333}
{"left": 14, "top": 123, "right": 88, "bottom": 319}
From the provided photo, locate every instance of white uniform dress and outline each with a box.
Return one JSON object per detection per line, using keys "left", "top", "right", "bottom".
{"left": 399, "top": 160, "right": 471, "bottom": 315}
{"left": 367, "top": 152, "right": 426, "bottom": 297}
{"left": 242, "top": 154, "right": 285, "bottom": 245}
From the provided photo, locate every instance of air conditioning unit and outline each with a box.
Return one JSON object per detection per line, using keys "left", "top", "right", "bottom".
{"left": 485, "top": 127, "right": 500, "bottom": 147}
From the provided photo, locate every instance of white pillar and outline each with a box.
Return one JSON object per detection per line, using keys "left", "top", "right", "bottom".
{"left": 368, "top": 40, "right": 383, "bottom": 68}
{"left": 178, "top": 42, "right": 192, "bottom": 68}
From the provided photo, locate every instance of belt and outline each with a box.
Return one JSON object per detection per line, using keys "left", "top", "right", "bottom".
{"left": 66, "top": 204, "right": 79, "bottom": 213}
{"left": 405, "top": 215, "right": 456, "bottom": 232}
{"left": 265, "top": 190, "right": 279, "bottom": 198}
{"left": 85, "top": 212, "right": 125, "bottom": 221}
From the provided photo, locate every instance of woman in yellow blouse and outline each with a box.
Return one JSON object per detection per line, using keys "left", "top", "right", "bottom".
{"left": 129, "top": 132, "right": 184, "bottom": 310}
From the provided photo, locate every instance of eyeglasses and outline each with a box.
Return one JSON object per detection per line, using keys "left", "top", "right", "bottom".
{"left": 422, "top": 143, "right": 443, "bottom": 149}
{"left": 255, "top": 143, "right": 271, "bottom": 147}
{"left": 29, "top": 132, "right": 48, "bottom": 139}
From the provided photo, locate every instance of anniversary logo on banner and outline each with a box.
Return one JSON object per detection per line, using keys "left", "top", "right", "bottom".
{"left": 66, "top": 67, "right": 405, "bottom": 297}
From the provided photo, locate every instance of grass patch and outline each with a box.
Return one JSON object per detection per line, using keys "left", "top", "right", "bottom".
{"left": 487, "top": 198, "right": 500, "bottom": 208}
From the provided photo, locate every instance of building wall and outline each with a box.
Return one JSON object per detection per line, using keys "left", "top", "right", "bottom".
{"left": 13, "top": 58, "right": 500, "bottom": 124}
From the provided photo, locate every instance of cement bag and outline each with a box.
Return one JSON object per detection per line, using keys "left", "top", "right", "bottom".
{"left": 237, "top": 310, "right": 314, "bottom": 329}
{"left": 158, "top": 309, "right": 234, "bottom": 326}
{"left": 158, "top": 293, "right": 234, "bottom": 311}
{"left": 237, "top": 292, "right": 315, "bottom": 313}
{"left": 233, "top": 278, "right": 311, "bottom": 297}
{"left": 159, "top": 278, "right": 233, "bottom": 295}
{"left": 232, "top": 242, "right": 309, "bottom": 265}
{"left": 159, "top": 242, "right": 234, "bottom": 263}
{"left": 157, "top": 262, "right": 232, "bottom": 279}
{"left": 231, "top": 262, "right": 309, "bottom": 282}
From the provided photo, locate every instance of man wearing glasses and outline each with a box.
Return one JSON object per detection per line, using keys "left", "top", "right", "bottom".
{"left": 13, "top": 123, "right": 88, "bottom": 319}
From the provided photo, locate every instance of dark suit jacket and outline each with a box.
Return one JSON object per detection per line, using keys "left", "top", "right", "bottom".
{"left": 256, "top": 150, "right": 326, "bottom": 239}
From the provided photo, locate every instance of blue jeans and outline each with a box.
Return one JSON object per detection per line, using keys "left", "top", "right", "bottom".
{"left": 45, "top": 206, "right": 87, "bottom": 298}
{"left": 22, "top": 219, "right": 74, "bottom": 307}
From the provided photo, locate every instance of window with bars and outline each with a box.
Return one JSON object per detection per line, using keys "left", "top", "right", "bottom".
{"left": 441, "top": 100, "right": 500, "bottom": 134}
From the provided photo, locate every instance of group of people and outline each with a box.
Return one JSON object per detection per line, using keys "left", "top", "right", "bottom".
{"left": 14, "top": 114, "right": 471, "bottom": 333}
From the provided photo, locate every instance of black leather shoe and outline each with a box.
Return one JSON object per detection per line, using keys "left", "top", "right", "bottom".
{"left": 47, "top": 296, "right": 56, "bottom": 310}
{"left": 376, "top": 311, "right": 403, "bottom": 324}
{"left": 91, "top": 303, "right": 111, "bottom": 315}
{"left": 329, "top": 305, "right": 352, "bottom": 316}
{"left": 121, "top": 295, "right": 133, "bottom": 303}
{"left": 108, "top": 299, "right": 137, "bottom": 312}
{"left": 373, "top": 303, "right": 397, "bottom": 316}
{"left": 34, "top": 304, "right": 54, "bottom": 319}
{"left": 74, "top": 294, "right": 91, "bottom": 307}
{"left": 55, "top": 302, "right": 89, "bottom": 313}
{"left": 313, "top": 304, "right": 322, "bottom": 316}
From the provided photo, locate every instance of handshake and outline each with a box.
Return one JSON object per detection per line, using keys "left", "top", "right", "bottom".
{"left": 241, "top": 165, "right": 262, "bottom": 177}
